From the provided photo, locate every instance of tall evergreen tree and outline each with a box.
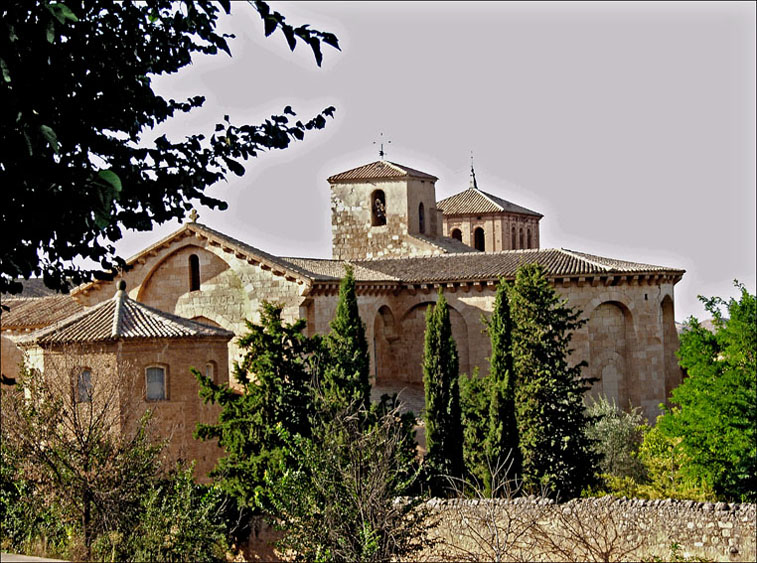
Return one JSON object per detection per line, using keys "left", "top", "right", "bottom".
{"left": 195, "top": 302, "right": 317, "bottom": 509}
{"left": 510, "top": 264, "right": 598, "bottom": 498}
{"left": 322, "top": 265, "right": 371, "bottom": 409}
{"left": 423, "top": 292, "right": 464, "bottom": 494}
{"left": 484, "top": 278, "right": 521, "bottom": 492}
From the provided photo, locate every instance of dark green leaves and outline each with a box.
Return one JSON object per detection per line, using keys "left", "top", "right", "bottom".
{"left": 2, "top": 1, "right": 338, "bottom": 294}
{"left": 46, "top": 3, "right": 79, "bottom": 24}
{"left": 38, "top": 125, "right": 59, "bottom": 153}
{"left": 251, "top": 0, "right": 340, "bottom": 67}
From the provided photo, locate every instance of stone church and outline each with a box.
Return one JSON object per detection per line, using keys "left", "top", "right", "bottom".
{"left": 2, "top": 158, "right": 685, "bottom": 424}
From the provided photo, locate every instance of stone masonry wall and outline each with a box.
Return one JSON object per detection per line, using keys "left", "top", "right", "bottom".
{"left": 422, "top": 496, "right": 757, "bottom": 562}
{"left": 309, "top": 277, "right": 681, "bottom": 421}
{"left": 331, "top": 178, "right": 443, "bottom": 260}
{"left": 72, "top": 233, "right": 308, "bottom": 389}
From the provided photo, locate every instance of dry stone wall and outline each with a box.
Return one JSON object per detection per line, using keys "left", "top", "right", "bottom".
{"left": 423, "top": 496, "right": 757, "bottom": 562}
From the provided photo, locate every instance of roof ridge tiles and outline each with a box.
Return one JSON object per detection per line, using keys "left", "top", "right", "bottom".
{"left": 558, "top": 248, "right": 612, "bottom": 272}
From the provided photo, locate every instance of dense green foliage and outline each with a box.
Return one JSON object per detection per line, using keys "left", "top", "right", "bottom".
{"left": 658, "top": 284, "right": 756, "bottom": 502}
{"left": 266, "top": 396, "right": 424, "bottom": 562}
{"left": 1, "top": 1, "right": 338, "bottom": 294}
{"left": 584, "top": 395, "right": 646, "bottom": 482}
{"left": 321, "top": 265, "right": 371, "bottom": 410}
{"left": 484, "top": 279, "right": 521, "bottom": 492}
{"left": 459, "top": 368, "right": 491, "bottom": 485}
{"left": 422, "top": 292, "right": 465, "bottom": 494}
{"left": 104, "top": 466, "right": 230, "bottom": 562}
{"left": 199, "top": 271, "right": 423, "bottom": 558}
{"left": 0, "top": 439, "right": 68, "bottom": 557}
{"left": 510, "top": 264, "right": 599, "bottom": 498}
{"left": 195, "top": 303, "right": 317, "bottom": 510}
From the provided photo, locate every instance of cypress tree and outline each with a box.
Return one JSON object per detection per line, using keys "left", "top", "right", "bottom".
{"left": 484, "top": 278, "right": 521, "bottom": 492}
{"left": 423, "top": 291, "right": 464, "bottom": 495}
{"left": 323, "top": 265, "right": 371, "bottom": 410}
{"left": 510, "top": 264, "right": 599, "bottom": 498}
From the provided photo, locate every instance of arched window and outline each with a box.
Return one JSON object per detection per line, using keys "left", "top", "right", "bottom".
{"left": 519, "top": 228, "right": 524, "bottom": 249}
{"left": 77, "top": 369, "right": 92, "bottom": 403}
{"left": 205, "top": 361, "right": 217, "bottom": 384}
{"left": 527, "top": 229, "right": 532, "bottom": 248}
{"left": 451, "top": 228, "right": 462, "bottom": 242}
{"left": 189, "top": 254, "right": 200, "bottom": 291}
{"left": 371, "top": 190, "right": 386, "bottom": 226}
{"left": 418, "top": 202, "right": 425, "bottom": 234}
{"left": 511, "top": 226, "right": 517, "bottom": 249}
{"left": 146, "top": 366, "right": 166, "bottom": 401}
{"left": 474, "top": 227, "right": 485, "bottom": 252}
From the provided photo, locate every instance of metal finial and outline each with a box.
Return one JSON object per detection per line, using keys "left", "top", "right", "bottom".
{"left": 188, "top": 209, "right": 199, "bottom": 223}
{"left": 373, "top": 132, "right": 392, "bottom": 160}
{"left": 469, "top": 151, "right": 478, "bottom": 190}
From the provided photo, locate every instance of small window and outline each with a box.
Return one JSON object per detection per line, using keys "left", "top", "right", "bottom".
{"left": 527, "top": 229, "right": 532, "bottom": 248}
{"left": 511, "top": 226, "right": 516, "bottom": 249}
{"left": 205, "top": 361, "right": 217, "bottom": 384}
{"left": 371, "top": 190, "right": 387, "bottom": 226}
{"left": 451, "top": 228, "right": 462, "bottom": 242}
{"left": 77, "top": 369, "right": 92, "bottom": 403}
{"left": 146, "top": 366, "right": 166, "bottom": 401}
{"left": 474, "top": 227, "right": 485, "bottom": 252}
{"left": 519, "top": 228, "right": 524, "bottom": 249}
{"left": 189, "top": 254, "right": 200, "bottom": 291}
{"left": 418, "top": 202, "right": 425, "bottom": 234}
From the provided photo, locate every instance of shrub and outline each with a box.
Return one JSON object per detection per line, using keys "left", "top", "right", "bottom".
{"left": 584, "top": 395, "right": 646, "bottom": 482}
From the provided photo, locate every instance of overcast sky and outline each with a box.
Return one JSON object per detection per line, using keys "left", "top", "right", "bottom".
{"left": 116, "top": 1, "right": 756, "bottom": 323}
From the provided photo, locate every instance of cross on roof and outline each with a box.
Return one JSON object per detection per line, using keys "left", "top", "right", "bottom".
{"left": 470, "top": 151, "right": 479, "bottom": 190}
{"left": 188, "top": 209, "right": 199, "bottom": 223}
{"left": 373, "top": 132, "right": 391, "bottom": 160}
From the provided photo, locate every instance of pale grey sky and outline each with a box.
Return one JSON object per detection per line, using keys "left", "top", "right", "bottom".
{"left": 116, "top": 1, "right": 756, "bottom": 322}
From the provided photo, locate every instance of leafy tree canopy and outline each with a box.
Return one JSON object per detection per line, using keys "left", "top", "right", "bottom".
{"left": 1, "top": 0, "right": 338, "bottom": 294}
{"left": 658, "top": 282, "right": 756, "bottom": 501}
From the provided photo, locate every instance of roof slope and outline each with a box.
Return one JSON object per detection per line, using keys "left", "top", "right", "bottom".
{"left": 328, "top": 160, "right": 438, "bottom": 183}
{"left": 437, "top": 187, "right": 542, "bottom": 217}
{"left": 352, "top": 248, "right": 680, "bottom": 283}
{"left": 23, "top": 287, "right": 233, "bottom": 345}
{"left": 279, "top": 249, "right": 683, "bottom": 284}
{"left": 1, "top": 295, "right": 84, "bottom": 331}
{"left": 1, "top": 278, "right": 59, "bottom": 299}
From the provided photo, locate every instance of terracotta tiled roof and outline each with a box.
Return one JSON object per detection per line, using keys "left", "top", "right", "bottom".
{"left": 408, "top": 234, "right": 481, "bottom": 254}
{"left": 328, "top": 161, "right": 438, "bottom": 183}
{"left": 1, "top": 295, "right": 84, "bottom": 331}
{"left": 1, "top": 278, "right": 59, "bottom": 299}
{"left": 278, "top": 258, "right": 397, "bottom": 282}
{"left": 350, "top": 248, "right": 682, "bottom": 284}
{"left": 21, "top": 288, "right": 233, "bottom": 346}
{"left": 280, "top": 249, "right": 683, "bottom": 284}
{"left": 437, "top": 188, "right": 542, "bottom": 217}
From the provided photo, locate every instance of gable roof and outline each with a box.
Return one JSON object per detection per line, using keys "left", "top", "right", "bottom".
{"left": 437, "top": 187, "right": 543, "bottom": 217}
{"left": 22, "top": 286, "right": 233, "bottom": 346}
{"left": 71, "top": 222, "right": 318, "bottom": 297}
{"left": 327, "top": 160, "right": 438, "bottom": 183}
